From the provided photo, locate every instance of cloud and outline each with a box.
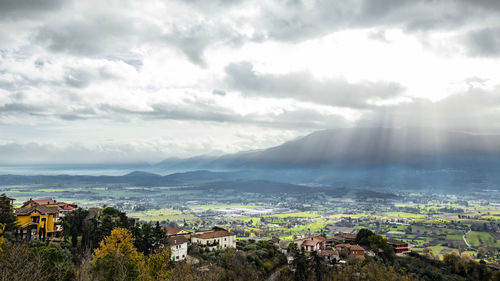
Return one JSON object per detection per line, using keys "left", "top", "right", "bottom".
{"left": 0, "top": 0, "right": 64, "bottom": 18}
{"left": 224, "top": 62, "right": 403, "bottom": 109}
{"left": 463, "top": 27, "right": 500, "bottom": 57}
{"left": 359, "top": 85, "right": 500, "bottom": 130}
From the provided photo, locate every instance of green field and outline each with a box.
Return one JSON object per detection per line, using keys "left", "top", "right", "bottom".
{"left": 267, "top": 212, "right": 319, "bottom": 218}
{"left": 128, "top": 208, "right": 197, "bottom": 221}
{"left": 446, "top": 234, "right": 463, "bottom": 240}
{"left": 466, "top": 231, "right": 500, "bottom": 247}
{"left": 384, "top": 212, "right": 426, "bottom": 218}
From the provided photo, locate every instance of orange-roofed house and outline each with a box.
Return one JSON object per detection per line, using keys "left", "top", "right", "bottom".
{"left": 294, "top": 235, "right": 326, "bottom": 252}
{"left": 16, "top": 204, "right": 62, "bottom": 241}
{"left": 191, "top": 228, "right": 236, "bottom": 251}
{"left": 22, "top": 198, "right": 77, "bottom": 217}
{"left": 162, "top": 226, "right": 191, "bottom": 239}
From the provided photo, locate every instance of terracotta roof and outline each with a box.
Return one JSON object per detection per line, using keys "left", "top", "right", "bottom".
{"left": 302, "top": 240, "right": 320, "bottom": 246}
{"left": 192, "top": 230, "right": 235, "bottom": 239}
{"left": 16, "top": 205, "right": 58, "bottom": 216}
{"left": 33, "top": 199, "right": 56, "bottom": 205}
{"left": 162, "top": 227, "right": 183, "bottom": 235}
{"left": 57, "top": 202, "right": 77, "bottom": 211}
{"left": 296, "top": 235, "right": 325, "bottom": 242}
{"left": 168, "top": 236, "right": 189, "bottom": 246}
{"left": 349, "top": 245, "right": 365, "bottom": 251}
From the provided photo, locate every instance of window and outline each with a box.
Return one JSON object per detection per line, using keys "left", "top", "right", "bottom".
{"left": 224, "top": 238, "right": 227, "bottom": 241}
{"left": 176, "top": 256, "right": 179, "bottom": 260}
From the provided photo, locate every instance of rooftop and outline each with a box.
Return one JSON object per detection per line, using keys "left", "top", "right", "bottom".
{"left": 162, "top": 226, "right": 183, "bottom": 235}
{"left": 167, "top": 236, "right": 189, "bottom": 246}
{"left": 192, "top": 230, "right": 235, "bottom": 239}
{"left": 16, "top": 205, "right": 58, "bottom": 216}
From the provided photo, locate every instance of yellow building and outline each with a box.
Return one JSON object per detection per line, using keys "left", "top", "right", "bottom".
{"left": 16, "top": 204, "right": 62, "bottom": 240}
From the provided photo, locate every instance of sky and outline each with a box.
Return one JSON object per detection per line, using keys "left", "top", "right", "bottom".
{"left": 1, "top": 0, "right": 500, "bottom": 165}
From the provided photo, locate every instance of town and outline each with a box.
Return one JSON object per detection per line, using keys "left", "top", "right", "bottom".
{"left": 1, "top": 192, "right": 500, "bottom": 280}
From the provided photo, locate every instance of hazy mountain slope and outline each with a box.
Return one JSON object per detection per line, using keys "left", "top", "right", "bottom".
{"left": 206, "top": 128, "right": 500, "bottom": 168}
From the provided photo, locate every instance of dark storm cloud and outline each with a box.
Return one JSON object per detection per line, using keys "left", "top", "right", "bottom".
{"left": 225, "top": 62, "right": 403, "bottom": 109}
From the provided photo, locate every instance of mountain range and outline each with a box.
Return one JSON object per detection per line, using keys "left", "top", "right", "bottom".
{"left": 2, "top": 127, "right": 500, "bottom": 191}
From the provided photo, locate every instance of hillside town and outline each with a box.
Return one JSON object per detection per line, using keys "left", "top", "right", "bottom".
{"left": 2, "top": 194, "right": 500, "bottom": 280}
{"left": 0, "top": 195, "right": 424, "bottom": 266}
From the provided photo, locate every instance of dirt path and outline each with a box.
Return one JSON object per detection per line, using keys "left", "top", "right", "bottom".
{"left": 463, "top": 228, "right": 471, "bottom": 248}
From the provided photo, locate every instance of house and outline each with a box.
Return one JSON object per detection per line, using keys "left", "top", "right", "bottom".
{"left": 325, "top": 236, "right": 344, "bottom": 247}
{"left": 22, "top": 198, "right": 77, "bottom": 217}
{"left": 301, "top": 239, "right": 323, "bottom": 252}
{"left": 279, "top": 242, "right": 289, "bottom": 255}
{"left": 162, "top": 226, "right": 191, "bottom": 239}
{"left": 335, "top": 244, "right": 365, "bottom": 260}
{"left": 16, "top": 204, "right": 62, "bottom": 240}
{"left": 387, "top": 240, "right": 410, "bottom": 255}
{"left": 269, "top": 237, "right": 280, "bottom": 245}
{"left": 167, "top": 236, "right": 189, "bottom": 261}
{"left": 191, "top": 228, "right": 236, "bottom": 251}
{"left": 318, "top": 249, "right": 339, "bottom": 263}
{"left": 294, "top": 235, "right": 325, "bottom": 252}
{"left": 341, "top": 233, "right": 357, "bottom": 243}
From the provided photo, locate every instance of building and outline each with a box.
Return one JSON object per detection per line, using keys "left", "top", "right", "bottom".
{"left": 162, "top": 226, "right": 191, "bottom": 239}
{"left": 269, "top": 237, "right": 280, "bottom": 246}
{"left": 341, "top": 233, "right": 357, "bottom": 243}
{"left": 16, "top": 204, "right": 62, "bottom": 240}
{"left": 22, "top": 198, "right": 77, "bottom": 217}
{"left": 388, "top": 240, "right": 410, "bottom": 255}
{"left": 167, "top": 236, "right": 189, "bottom": 261}
{"left": 294, "top": 235, "right": 326, "bottom": 252}
{"left": 335, "top": 244, "right": 365, "bottom": 260}
{"left": 301, "top": 239, "right": 323, "bottom": 252}
{"left": 279, "top": 242, "right": 289, "bottom": 255}
{"left": 191, "top": 228, "right": 236, "bottom": 251}
{"left": 318, "top": 249, "right": 339, "bottom": 263}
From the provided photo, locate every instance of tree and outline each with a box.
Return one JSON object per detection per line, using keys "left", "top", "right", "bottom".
{"left": 62, "top": 208, "right": 89, "bottom": 248}
{"left": 146, "top": 248, "right": 172, "bottom": 281}
{"left": 0, "top": 194, "right": 17, "bottom": 239}
{"left": 293, "top": 251, "right": 308, "bottom": 281}
{"left": 152, "top": 221, "right": 166, "bottom": 249}
{"left": 132, "top": 222, "right": 155, "bottom": 255}
{"left": 356, "top": 228, "right": 375, "bottom": 246}
{"left": 92, "top": 228, "right": 145, "bottom": 281}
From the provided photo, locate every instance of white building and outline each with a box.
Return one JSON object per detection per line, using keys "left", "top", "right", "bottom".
{"left": 191, "top": 228, "right": 236, "bottom": 251}
{"left": 168, "top": 236, "right": 188, "bottom": 261}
